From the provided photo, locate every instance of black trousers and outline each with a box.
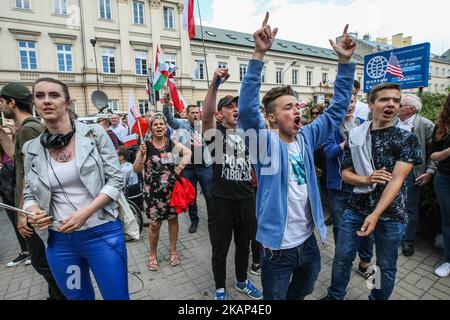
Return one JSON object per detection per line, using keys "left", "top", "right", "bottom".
{"left": 4, "top": 199, "right": 28, "bottom": 253}
{"left": 208, "top": 195, "right": 256, "bottom": 289}
{"left": 25, "top": 229, "right": 66, "bottom": 300}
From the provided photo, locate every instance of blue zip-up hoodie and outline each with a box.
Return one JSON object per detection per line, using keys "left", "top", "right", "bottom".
{"left": 238, "top": 59, "right": 355, "bottom": 249}
{"left": 322, "top": 119, "right": 364, "bottom": 191}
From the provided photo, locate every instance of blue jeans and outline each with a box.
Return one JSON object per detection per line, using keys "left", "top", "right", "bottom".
{"left": 328, "top": 189, "right": 374, "bottom": 263}
{"left": 183, "top": 165, "right": 213, "bottom": 225}
{"left": 46, "top": 220, "right": 129, "bottom": 300}
{"left": 328, "top": 210, "right": 405, "bottom": 300}
{"left": 403, "top": 171, "right": 422, "bottom": 245}
{"left": 261, "top": 234, "right": 321, "bottom": 300}
{"left": 434, "top": 173, "right": 450, "bottom": 262}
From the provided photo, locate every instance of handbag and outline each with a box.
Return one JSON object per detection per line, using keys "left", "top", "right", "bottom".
{"left": 89, "top": 126, "right": 140, "bottom": 241}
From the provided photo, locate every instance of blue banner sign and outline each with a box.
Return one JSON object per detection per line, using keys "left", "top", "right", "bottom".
{"left": 363, "top": 43, "right": 430, "bottom": 93}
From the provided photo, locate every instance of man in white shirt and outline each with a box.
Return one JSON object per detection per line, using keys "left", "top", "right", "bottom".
{"left": 109, "top": 113, "right": 128, "bottom": 142}
{"left": 353, "top": 80, "right": 370, "bottom": 121}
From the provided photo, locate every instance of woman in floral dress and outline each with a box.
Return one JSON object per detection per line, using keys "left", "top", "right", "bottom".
{"left": 133, "top": 113, "right": 191, "bottom": 271}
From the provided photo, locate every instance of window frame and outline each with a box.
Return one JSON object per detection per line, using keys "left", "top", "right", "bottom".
{"left": 98, "top": 0, "right": 112, "bottom": 20}
{"left": 101, "top": 47, "right": 116, "bottom": 74}
{"left": 53, "top": 0, "right": 68, "bottom": 15}
{"left": 292, "top": 69, "right": 298, "bottom": 85}
{"left": 276, "top": 68, "right": 282, "bottom": 84}
{"left": 164, "top": 54, "right": 176, "bottom": 76}
{"left": 18, "top": 40, "right": 37, "bottom": 70}
{"left": 195, "top": 60, "right": 205, "bottom": 80}
{"left": 56, "top": 44, "right": 73, "bottom": 72}
{"left": 132, "top": 1, "right": 145, "bottom": 25}
{"left": 15, "top": 0, "right": 31, "bottom": 10}
{"left": 163, "top": 6, "right": 175, "bottom": 29}
{"left": 135, "top": 51, "right": 148, "bottom": 75}
{"left": 239, "top": 64, "right": 247, "bottom": 81}
{"left": 108, "top": 100, "right": 119, "bottom": 112}
{"left": 307, "top": 71, "right": 313, "bottom": 86}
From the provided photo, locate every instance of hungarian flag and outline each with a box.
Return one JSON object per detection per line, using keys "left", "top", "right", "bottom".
{"left": 153, "top": 46, "right": 169, "bottom": 92}
{"left": 182, "top": 0, "right": 195, "bottom": 40}
{"left": 122, "top": 134, "right": 138, "bottom": 148}
{"left": 127, "top": 91, "right": 149, "bottom": 137}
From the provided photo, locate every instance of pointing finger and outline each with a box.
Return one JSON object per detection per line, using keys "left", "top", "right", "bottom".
{"left": 343, "top": 24, "right": 349, "bottom": 36}
{"left": 262, "top": 12, "right": 269, "bottom": 27}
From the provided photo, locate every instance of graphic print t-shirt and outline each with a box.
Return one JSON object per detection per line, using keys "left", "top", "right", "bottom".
{"left": 342, "top": 126, "right": 422, "bottom": 223}
{"left": 280, "top": 142, "right": 313, "bottom": 249}
{"left": 208, "top": 124, "right": 253, "bottom": 200}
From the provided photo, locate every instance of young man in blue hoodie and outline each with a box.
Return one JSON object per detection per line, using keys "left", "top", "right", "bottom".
{"left": 238, "top": 13, "right": 356, "bottom": 300}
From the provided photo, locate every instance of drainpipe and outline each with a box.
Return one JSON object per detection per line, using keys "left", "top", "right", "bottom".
{"left": 78, "top": 0, "right": 89, "bottom": 115}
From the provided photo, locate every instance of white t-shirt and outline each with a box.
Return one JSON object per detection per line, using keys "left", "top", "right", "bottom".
{"left": 47, "top": 155, "right": 109, "bottom": 231}
{"left": 396, "top": 114, "right": 416, "bottom": 133}
{"left": 109, "top": 124, "right": 128, "bottom": 142}
{"left": 354, "top": 100, "right": 370, "bottom": 121}
{"left": 280, "top": 142, "right": 313, "bottom": 249}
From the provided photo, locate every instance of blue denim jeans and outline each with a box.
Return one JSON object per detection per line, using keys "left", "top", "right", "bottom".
{"left": 261, "top": 234, "right": 321, "bottom": 300}
{"left": 183, "top": 165, "right": 213, "bottom": 225}
{"left": 328, "top": 210, "right": 405, "bottom": 300}
{"left": 46, "top": 220, "right": 129, "bottom": 300}
{"left": 434, "top": 173, "right": 450, "bottom": 262}
{"left": 403, "top": 171, "right": 422, "bottom": 245}
{"left": 328, "top": 189, "right": 374, "bottom": 263}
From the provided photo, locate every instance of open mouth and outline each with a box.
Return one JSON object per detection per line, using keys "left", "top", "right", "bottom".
{"left": 294, "top": 116, "right": 301, "bottom": 128}
{"left": 383, "top": 110, "right": 394, "bottom": 117}
{"left": 233, "top": 113, "right": 238, "bottom": 119}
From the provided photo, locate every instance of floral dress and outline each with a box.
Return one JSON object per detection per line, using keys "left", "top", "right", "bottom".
{"left": 143, "top": 140, "right": 177, "bottom": 222}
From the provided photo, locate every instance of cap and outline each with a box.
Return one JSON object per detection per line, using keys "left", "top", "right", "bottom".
{"left": 0, "top": 83, "right": 32, "bottom": 101}
{"left": 217, "top": 95, "right": 239, "bottom": 110}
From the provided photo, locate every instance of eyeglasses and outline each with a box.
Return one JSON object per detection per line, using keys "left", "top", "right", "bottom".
{"left": 311, "top": 111, "right": 321, "bottom": 116}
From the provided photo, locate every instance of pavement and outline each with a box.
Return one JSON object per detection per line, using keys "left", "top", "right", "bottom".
{"left": 1, "top": 194, "right": 449, "bottom": 300}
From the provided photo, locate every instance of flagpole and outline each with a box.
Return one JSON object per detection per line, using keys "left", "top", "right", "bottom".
{"left": 196, "top": 0, "right": 210, "bottom": 87}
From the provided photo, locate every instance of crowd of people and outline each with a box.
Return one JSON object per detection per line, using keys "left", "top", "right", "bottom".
{"left": 0, "top": 13, "right": 449, "bottom": 301}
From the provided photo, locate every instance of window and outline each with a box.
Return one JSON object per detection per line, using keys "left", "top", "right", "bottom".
{"left": 292, "top": 69, "right": 298, "bottom": 85}
{"left": 218, "top": 62, "right": 227, "bottom": 69}
{"left": 101, "top": 48, "right": 116, "bottom": 73}
{"left": 443, "top": 68, "right": 446, "bottom": 77}
{"left": 163, "top": 6, "right": 174, "bottom": 29}
{"left": 164, "top": 54, "right": 176, "bottom": 76}
{"left": 195, "top": 60, "right": 205, "bottom": 80}
{"left": 138, "top": 100, "right": 149, "bottom": 115}
{"left": 441, "top": 84, "right": 445, "bottom": 92}
{"left": 358, "top": 76, "right": 362, "bottom": 84}
{"left": 19, "top": 41, "right": 37, "bottom": 70}
{"left": 435, "top": 67, "right": 439, "bottom": 76}
{"left": 276, "top": 68, "right": 282, "bottom": 84}
{"left": 108, "top": 100, "right": 119, "bottom": 112}
{"left": 133, "top": 1, "right": 144, "bottom": 24}
{"left": 322, "top": 73, "right": 328, "bottom": 83}
{"left": 99, "top": 0, "right": 112, "bottom": 20}
{"left": 54, "top": 0, "right": 67, "bottom": 15}
{"left": 135, "top": 51, "right": 147, "bottom": 75}
{"left": 15, "top": 0, "right": 31, "bottom": 9}
{"left": 196, "top": 101, "right": 204, "bottom": 108}
{"left": 307, "top": 71, "right": 313, "bottom": 86}
{"left": 435, "top": 84, "right": 438, "bottom": 92}
{"left": 239, "top": 64, "right": 247, "bottom": 81}
{"left": 71, "top": 100, "right": 77, "bottom": 113}
{"left": 261, "top": 66, "right": 265, "bottom": 83}
{"left": 57, "top": 44, "right": 72, "bottom": 72}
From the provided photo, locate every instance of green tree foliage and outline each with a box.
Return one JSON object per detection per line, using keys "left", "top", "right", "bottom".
{"left": 420, "top": 93, "right": 448, "bottom": 123}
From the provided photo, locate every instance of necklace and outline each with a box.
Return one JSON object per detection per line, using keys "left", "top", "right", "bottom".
{"left": 152, "top": 138, "right": 167, "bottom": 150}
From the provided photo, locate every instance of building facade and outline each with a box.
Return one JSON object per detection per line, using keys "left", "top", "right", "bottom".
{"left": 1, "top": 0, "right": 364, "bottom": 117}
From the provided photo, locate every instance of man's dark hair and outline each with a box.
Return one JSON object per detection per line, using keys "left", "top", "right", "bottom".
{"left": 186, "top": 105, "right": 198, "bottom": 114}
{"left": 353, "top": 80, "right": 361, "bottom": 90}
{"left": 0, "top": 94, "right": 33, "bottom": 114}
{"left": 117, "top": 145, "right": 129, "bottom": 159}
{"left": 369, "top": 83, "right": 401, "bottom": 104}
{"left": 262, "top": 86, "right": 295, "bottom": 115}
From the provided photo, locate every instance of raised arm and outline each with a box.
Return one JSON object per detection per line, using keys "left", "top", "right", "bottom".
{"left": 162, "top": 93, "right": 183, "bottom": 130}
{"left": 238, "top": 12, "right": 278, "bottom": 132}
{"left": 202, "top": 68, "right": 230, "bottom": 133}
{"left": 302, "top": 25, "right": 356, "bottom": 149}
